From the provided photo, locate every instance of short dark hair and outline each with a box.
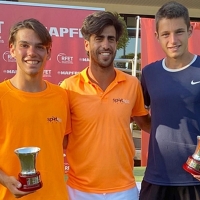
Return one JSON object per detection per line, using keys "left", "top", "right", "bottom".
{"left": 9, "top": 18, "right": 52, "bottom": 48}
{"left": 155, "top": 1, "right": 190, "bottom": 32}
{"left": 81, "top": 11, "right": 123, "bottom": 42}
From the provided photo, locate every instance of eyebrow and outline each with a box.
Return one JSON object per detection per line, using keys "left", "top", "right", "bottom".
{"left": 161, "top": 27, "right": 185, "bottom": 33}
{"left": 18, "top": 40, "right": 45, "bottom": 46}
{"left": 95, "top": 35, "right": 116, "bottom": 39}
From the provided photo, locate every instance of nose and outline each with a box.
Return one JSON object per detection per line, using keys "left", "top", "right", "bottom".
{"left": 169, "top": 33, "right": 177, "bottom": 44}
{"left": 102, "top": 38, "right": 110, "bottom": 49}
{"left": 27, "top": 46, "right": 37, "bottom": 56}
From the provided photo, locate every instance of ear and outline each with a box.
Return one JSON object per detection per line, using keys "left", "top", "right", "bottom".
{"left": 188, "top": 25, "right": 193, "bottom": 38}
{"left": 84, "top": 39, "right": 89, "bottom": 51}
{"left": 9, "top": 43, "right": 16, "bottom": 58}
{"left": 155, "top": 31, "right": 159, "bottom": 42}
{"left": 46, "top": 48, "right": 51, "bottom": 60}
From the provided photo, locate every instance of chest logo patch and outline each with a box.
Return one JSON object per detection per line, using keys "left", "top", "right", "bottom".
{"left": 113, "top": 98, "right": 130, "bottom": 104}
{"left": 191, "top": 80, "right": 200, "bottom": 85}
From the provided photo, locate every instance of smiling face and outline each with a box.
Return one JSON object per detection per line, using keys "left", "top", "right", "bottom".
{"left": 10, "top": 28, "right": 51, "bottom": 78}
{"left": 84, "top": 25, "right": 117, "bottom": 69}
{"left": 155, "top": 17, "right": 192, "bottom": 60}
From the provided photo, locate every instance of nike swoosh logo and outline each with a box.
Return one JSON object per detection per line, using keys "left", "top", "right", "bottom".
{"left": 191, "top": 80, "right": 200, "bottom": 85}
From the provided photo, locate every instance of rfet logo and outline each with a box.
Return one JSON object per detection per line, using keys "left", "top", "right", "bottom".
{"left": 0, "top": 21, "right": 4, "bottom": 34}
{"left": 3, "top": 51, "right": 16, "bottom": 62}
{"left": 57, "top": 53, "right": 73, "bottom": 64}
{"left": 43, "top": 70, "right": 51, "bottom": 77}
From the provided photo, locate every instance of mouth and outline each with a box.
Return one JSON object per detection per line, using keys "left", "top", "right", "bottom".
{"left": 100, "top": 52, "right": 111, "bottom": 56}
{"left": 25, "top": 60, "right": 40, "bottom": 65}
{"left": 168, "top": 45, "right": 181, "bottom": 51}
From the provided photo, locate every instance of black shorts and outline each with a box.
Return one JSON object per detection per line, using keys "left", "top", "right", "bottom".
{"left": 139, "top": 180, "right": 200, "bottom": 200}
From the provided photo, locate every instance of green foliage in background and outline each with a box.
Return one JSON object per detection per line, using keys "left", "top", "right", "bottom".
{"left": 117, "top": 14, "right": 130, "bottom": 50}
{"left": 121, "top": 53, "right": 141, "bottom": 59}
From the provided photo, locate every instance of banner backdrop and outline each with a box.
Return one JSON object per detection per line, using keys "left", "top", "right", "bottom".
{"left": 0, "top": 2, "right": 104, "bottom": 84}
{"left": 140, "top": 18, "right": 200, "bottom": 166}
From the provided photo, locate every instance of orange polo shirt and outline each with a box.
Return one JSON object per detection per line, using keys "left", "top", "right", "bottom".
{"left": 60, "top": 68, "right": 148, "bottom": 193}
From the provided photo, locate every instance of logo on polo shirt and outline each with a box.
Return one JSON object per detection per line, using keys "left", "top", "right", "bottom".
{"left": 47, "top": 116, "right": 62, "bottom": 123}
{"left": 113, "top": 98, "right": 130, "bottom": 104}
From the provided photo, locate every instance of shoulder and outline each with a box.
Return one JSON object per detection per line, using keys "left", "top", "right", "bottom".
{"left": 0, "top": 80, "right": 11, "bottom": 99}
{"left": 62, "top": 73, "right": 80, "bottom": 83}
{"left": 195, "top": 55, "right": 200, "bottom": 63}
{"left": 0, "top": 80, "right": 7, "bottom": 88}
{"left": 60, "top": 71, "right": 85, "bottom": 90}
{"left": 144, "top": 59, "right": 163, "bottom": 69}
{"left": 115, "top": 69, "right": 139, "bottom": 83}
{"left": 115, "top": 70, "right": 142, "bottom": 92}
{"left": 46, "top": 81, "right": 67, "bottom": 95}
{"left": 142, "top": 59, "right": 163, "bottom": 75}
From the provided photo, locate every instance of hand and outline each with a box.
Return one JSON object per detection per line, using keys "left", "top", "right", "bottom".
{"left": 4, "top": 176, "right": 35, "bottom": 198}
{"left": 192, "top": 174, "right": 200, "bottom": 181}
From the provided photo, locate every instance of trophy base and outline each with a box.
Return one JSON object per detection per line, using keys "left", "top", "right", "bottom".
{"left": 183, "top": 156, "right": 200, "bottom": 175}
{"left": 18, "top": 171, "right": 43, "bottom": 192}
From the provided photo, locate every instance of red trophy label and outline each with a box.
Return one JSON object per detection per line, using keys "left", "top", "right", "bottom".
{"left": 14, "top": 147, "right": 43, "bottom": 191}
{"left": 183, "top": 136, "right": 200, "bottom": 175}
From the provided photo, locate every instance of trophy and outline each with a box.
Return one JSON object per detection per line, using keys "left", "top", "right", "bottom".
{"left": 183, "top": 136, "right": 200, "bottom": 175}
{"left": 14, "top": 147, "right": 42, "bottom": 191}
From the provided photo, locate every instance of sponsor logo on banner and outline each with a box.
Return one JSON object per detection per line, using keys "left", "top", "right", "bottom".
{"left": 3, "top": 69, "right": 17, "bottom": 74}
{"left": 3, "top": 51, "right": 15, "bottom": 62}
{"left": 57, "top": 53, "right": 73, "bottom": 64}
{"left": 0, "top": 36, "right": 4, "bottom": 44}
{"left": 57, "top": 71, "right": 79, "bottom": 76}
{"left": 43, "top": 70, "right": 51, "bottom": 77}
{"left": 0, "top": 21, "right": 4, "bottom": 33}
{"left": 0, "top": 21, "right": 4, "bottom": 43}
{"left": 79, "top": 57, "right": 89, "bottom": 62}
{"left": 48, "top": 27, "right": 82, "bottom": 38}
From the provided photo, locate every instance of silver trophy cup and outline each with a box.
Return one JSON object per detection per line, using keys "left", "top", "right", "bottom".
{"left": 183, "top": 136, "right": 200, "bottom": 175}
{"left": 14, "top": 147, "right": 42, "bottom": 191}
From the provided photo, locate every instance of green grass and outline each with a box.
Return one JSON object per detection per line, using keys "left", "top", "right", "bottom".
{"left": 134, "top": 167, "right": 145, "bottom": 182}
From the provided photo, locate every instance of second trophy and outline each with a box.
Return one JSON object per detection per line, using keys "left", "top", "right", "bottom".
{"left": 183, "top": 136, "right": 200, "bottom": 175}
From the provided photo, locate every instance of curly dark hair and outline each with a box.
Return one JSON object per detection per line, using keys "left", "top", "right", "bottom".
{"left": 81, "top": 11, "right": 124, "bottom": 42}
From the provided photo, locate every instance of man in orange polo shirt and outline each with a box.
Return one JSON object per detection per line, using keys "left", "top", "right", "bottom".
{"left": 61, "top": 11, "right": 150, "bottom": 200}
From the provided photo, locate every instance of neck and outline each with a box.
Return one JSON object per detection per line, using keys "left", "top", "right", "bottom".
{"left": 165, "top": 53, "right": 194, "bottom": 69}
{"left": 87, "top": 65, "right": 116, "bottom": 91}
{"left": 10, "top": 74, "right": 46, "bottom": 92}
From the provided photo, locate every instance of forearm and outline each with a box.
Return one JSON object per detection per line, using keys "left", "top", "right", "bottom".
{"left": 132, "top": 114, "right": 151, "bottom": 133}
{"left": 141, "top": 115, "right": 151, "bottom": 133}
{"left": 0, "top": 169, "right": 32, "bottom": 198}
{"left": 0, "top": 169, "right": 9, "bottom": 187}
